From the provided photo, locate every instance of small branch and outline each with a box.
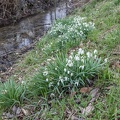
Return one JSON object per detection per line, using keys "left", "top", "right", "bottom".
{"left": 112, "top": 52, "right": 120, "bottom": 55}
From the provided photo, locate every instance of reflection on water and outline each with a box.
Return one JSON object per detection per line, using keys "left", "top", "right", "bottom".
{"left": 0, "top": 2, "right": 68, "bottom": 56}
{"left": 0, "top": 0, "right": 89, "bottom": 72}
{"left": 18, "top": 38, "right": 31, "bottom": 49}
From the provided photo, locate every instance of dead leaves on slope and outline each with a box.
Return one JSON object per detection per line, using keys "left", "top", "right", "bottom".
{"left": 67, "top": 87, "right": 100, "bottom": 119}
{"left": 2, "top": 106, "right": 31, "bottom": 120}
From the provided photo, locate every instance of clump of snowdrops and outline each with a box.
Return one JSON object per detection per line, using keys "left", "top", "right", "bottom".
{"left": 48, "top": 16, "right": 95, "bottom": 48}
{"left": 31, "top": 48, "right": 108, "bottom": 96}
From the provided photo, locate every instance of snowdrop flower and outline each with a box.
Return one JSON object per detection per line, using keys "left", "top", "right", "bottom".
{"left": 81, "top": 58, "right": 85, "bottom": 63}
{"left": 78, "top": 48, "right": 84, "bottom": 55}
{"left": 74, "top": 55, "right": 80, "bottom": 61}
{"left": 21, "top": 81, "right": 26, "bottom": 84}
{"left": 67, "top": 71, "right": 70, "bottom": 74}
{"left": 50, "top": 93, "right": 55, "bottom": 98}
{"left": 94, "top": 55, "right": 97, "bottom": 59}
{"left": 104, "top": 58, "right": 108, "bottom": 63}
{"left": 43, "top": 71, "right": 48, "bottom": 76}
{"left": 59, "top": 76, "right": 62, "bottom": 79}
{"left": 64, "top": 77, "right": 68, "bottom": 81}
{"left": 49, "top": 82, "right": 53, "bottom": 88}
{"left": 57, "top": 82, "right": 60, "bottom": 86}
{"left": 70, "top": 73, "right": 73, "bottom": 76}
{"left": 68, "top": 62, "right": 73, "bottom": 67}
{"left": 55, "top": 68, "right": 57, "bottom": 70}
{"left": 66, "top": 60, "right": 73, "bottom": 67}
{"left": 64, "top": 68, "right": 67, "bottom": 72}
{"left": 1, "top": 90, "right": 7, "bottom": 94}
{"left": 79, "top": 65, "right": 84, "bottom": 70}
{"left": 71, "top": 52, "right": 74, "bottom": 55}
{"left": 86, "top": 52, "right": 92, "bottom": 58}
{"left": 59, "top": 76, "right": 64, "bottom": 83}
{"left": 94, "top": 49, "right": 98, "bottom": 54}
{"left": 60, "top": 78, "right": 64, "bottom": 83}
{"left": 47, "top": 59, "right": 51, "bottom": 62}
{"left": 67, "top": 59, "right": 71, "bottom": 63}
{"left": 75, "top": 82, "right": 79, "bottom": 86}
{"left": 46, "top": 78, "right": 48, "bottom": 82}
{"left": 69, "top": 55, "right": 73, "bottom": 59}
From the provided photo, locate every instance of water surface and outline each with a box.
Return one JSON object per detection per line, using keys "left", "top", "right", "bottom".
{"left": 0, "top": 0, "right": 89, "bottom": 72}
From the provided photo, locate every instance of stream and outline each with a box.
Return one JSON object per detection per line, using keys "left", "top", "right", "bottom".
{"left": 0, "top": 0, "right": 89, "bottom": 73}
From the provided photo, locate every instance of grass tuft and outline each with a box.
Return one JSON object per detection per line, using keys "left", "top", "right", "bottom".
{"left": 0, "top": 80, "right": 25, "bottom": 110}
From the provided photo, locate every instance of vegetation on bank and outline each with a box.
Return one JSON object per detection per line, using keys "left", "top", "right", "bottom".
{"left": 0, "top": 0, "right": 120, "bottom": 119}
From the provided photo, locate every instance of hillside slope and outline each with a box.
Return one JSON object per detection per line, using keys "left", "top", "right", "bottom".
{"left": 0, "top": 0, "right": 120, "bottom": 119}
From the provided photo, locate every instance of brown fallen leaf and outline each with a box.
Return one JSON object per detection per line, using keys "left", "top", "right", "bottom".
{"left": 90, "top": 93, "right": 100, "bottom": 103}
{"left": 6, "top": 112, "right": 14, "bottom": 119}
{"left": 12, "top": 105, "right": 17, "bottom": 114}
{"left": 86, "top": 40, "right": 90, "bottom": 48}
{"left": 110, "top": 61, "right": 120, "bottom": 69}
{"left": 106, "top": 86, "right": 113, "bottom": 90}
{"left": 21, "top": 108, "right": 30, "bottom": 116}
{"left": 70, "top": 91, "right": 76, "bottom": 98}
{"left": 80, "top": 87, "right": 92, "bottom": 94}
{"left": 115, "top": 61, "right": 120, "bottom": 68}
{"left": 79, "top": 41, "right": 83, "bottom": 48}
{"left": 90, "top": 88, "right": 99, "bottom": 98}
{"left": 81, "top": 88, "right": 100, "bottom": 116}
{"left": 82, "top": 103, "right": 94, "bottom": 116}
{"left": 16, "top": 107, "right": 21, "bottom": 115}
{"left": 71, "top": 115, "right": 85, "bottom": 120}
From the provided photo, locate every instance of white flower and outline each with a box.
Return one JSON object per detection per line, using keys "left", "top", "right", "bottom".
{"left": 71, "top": 73, "right": 73, "bottom": 76}
{"left": 69, "top": 55, "right": 73, "bottom": 59}
{"left": 1, "top": 90, "right": 7, "bottom": 94}
{"left": 78, "top": 48, "right": 84, "bottom": 55}
{"left": 64, "top": 68, "right": 67, "bottom": 72}
{"left": 21, "top": 81, "right": 26, "bottom": 84}
{"left": 66, "top": 60, "right": 73, "bottom": 67}
{"left": 71, "top": 52, "right": 74, "bottom": 55}
{"left": 75, "top": 82, "right": 79, "bottom": 86}
{"left": 81, "top": 58, "right": 85, "bottom": 63}
{"left": 43, "top": 71, "right": 48, "bottom": 76}
{"left": 50, "top": 93, "right": 55, "bottom": 98}
{"left": 49, "top": 82, "right": 53, "bottom": 88}
{"left": 46, "top": 78, "right": 48, "bottom": 82}
{"left": 80, "top": 31, "right": 83, "bottom": 35}
{"left": 94, "top": 49, "right": 98, "bottom": 54}
{"left": 59, "top": 76, "right": 64, "bottom": 83}
{"left": 104, "top": 58, "right": 108, "bottom": 63}
{"left": 64, "top": 77, "right": 68, "bottom": 81}
{"left": 55, "top": 68, "right": 57, "bottom": 70}
{"left": 79, "top": 65, "right": 84, "bottom": 70}
{"left": 59, "top": 76, "right": 62, "bottom": 79}
{"left": 68, "top": 62, "right": 73, "bottom": 67}
{"left": 74, "top": 55, "right": 80, "bottom": 61}
{"left": 94, "top": 55, "right": 97, "bottom": 59}
{"left": 57, "top": 82, "right": 60, "bottom": 86}
{"left": 60, "top": 78, "right": 64, "bottom": 83}
{"left": 86, "top": 52, "right": 92, "bottom": 58}
{"left": 67, "top": 71, "right": 70, "bottom": 74}
{"left": 67, "top": 59, "right": 71, "bottom": 63}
